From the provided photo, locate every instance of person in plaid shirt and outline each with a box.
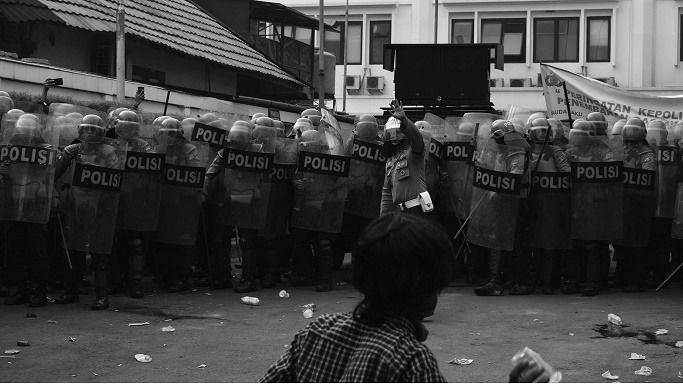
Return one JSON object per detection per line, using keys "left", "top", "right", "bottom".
{"left": 260, "top": 212, "right": 556, "bottom": 383}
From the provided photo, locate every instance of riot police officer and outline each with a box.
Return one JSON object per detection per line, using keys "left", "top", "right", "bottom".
{"left": 615, "top": 117, "right": 655, "bottom": 293}
{"left": 471, "top": 119, "right": 530, "bottom": 296}
{"left": 380, "top": 100, "right": 431, "bottom": 216}
{"left": 54, "top": 114, "right": 122, "bottom": 310}
{"left": 2, "top": 113, "right": 54, "bottom": 307}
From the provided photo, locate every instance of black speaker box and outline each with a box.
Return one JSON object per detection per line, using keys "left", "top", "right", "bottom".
{"left": 393, "top": 45, "right": 491, "bottom": 106}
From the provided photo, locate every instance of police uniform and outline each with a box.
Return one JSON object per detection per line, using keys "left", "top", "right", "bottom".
{"left": 381, "top": 144, "right": 429, "bottom": 216}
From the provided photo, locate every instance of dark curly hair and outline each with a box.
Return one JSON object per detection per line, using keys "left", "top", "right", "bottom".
{"left": 351, "top": 212, "right": 454, "bottom": 322}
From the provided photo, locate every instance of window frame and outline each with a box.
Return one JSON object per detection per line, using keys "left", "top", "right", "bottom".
{"left": 480, "top": 18, "right": 527, "bottom": 63}
{"left": 450, "top": 19, "right": 474, "bottom": 44}
{"left": 369, "top": 20, "right": 391, "bottom": 65}
{"left": 532, "top": 17, "right": 579, "bottom": 63}
{"left": 586, "top": 16, "right": 611, "bottom": 63}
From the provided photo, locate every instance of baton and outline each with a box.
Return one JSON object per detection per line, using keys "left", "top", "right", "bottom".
{"left": 655, "top": 261, "right": 683, "bottom": 292}
{"left": 199, "top": 209, "right": 215, "bottom": 291}
{"left": 3, "top": 226, "right": 7, "bottom": 268}
{"left": 454, "top": 216, "right": 472, "bottom": 256}
{"left": 452, "top": 191, "right": 490, "bottom": 241}
{"left": 56, "top": 211, "right": 73, "bottom": 270}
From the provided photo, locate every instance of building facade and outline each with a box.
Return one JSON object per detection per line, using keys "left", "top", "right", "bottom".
{"left": 274, "top": 0, "right": 683, "bottom": 116}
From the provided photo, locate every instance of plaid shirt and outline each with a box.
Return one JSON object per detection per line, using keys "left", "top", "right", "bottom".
{"left": 260, "top": 312, "right": 446, "bottom": 383}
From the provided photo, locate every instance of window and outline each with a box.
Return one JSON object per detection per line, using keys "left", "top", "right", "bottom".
{"left": 132, "top": 65, "right": 165, "bottom": 85}
{"left": 587, "top": 17, "right": 610, "bottom": 62}
{"left": 325, "top": 25, "right": 342, "bottom": 64}
{"left": 329, "top": 21, "right": 362, "bottom": 65}
{"left": 451, "top": 20, "right": 474, "bottom": 44}
{"left": 481, "top": 19, "right": 526, "bottom": 63}
{"left": 94, "top": 45, "right": 111, "bottom": 76}
{"left": 533, "top": 18, "right": 578, "bottom": 62}
{"left": 369, "top": 20, "right": 390, "bottom": 64}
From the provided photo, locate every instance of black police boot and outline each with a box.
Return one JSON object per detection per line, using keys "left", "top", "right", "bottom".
{"left": 29, "top": 288, "right": 47, "bottom": 307}
{"left": 261, "top": 246, "right": 279, "bottom": 289}
{"left": 128, "top": 237, "right": 145, "bottom": 298}
{"left": 129, "top": 279, "right": 144, "bottom": 298}
{"left": 4, "top": 282, "right": 30, "bottom": 305}
{"left": 92, "top": 266, "right": 109, "bottom": 310}
{"left": 623, "top": 248, "right": 646, "bottom": 293}
{"left": 315, "top": 241, "right": 334, "bottom": 292}
{"left": 91, "top": 296, "right": 109, "bottom": 310}
{"left": 541, "top": 250, "right": 555, "bottom": 295}
{"left": 561, "top": 248, "right": 581, "bottom": 294}
{"left": 167, "top": 277, "right": 190, "bottom": 293}
{"left": 55, "top": 292, "right": 80, "bottom": 304}
{"left": 582, "top": 244, "right": 601, "bottom": 296}
{"left": 474, "top": 249, "right": 504, "bottom": 296}
{"left": 234, "top": 249, "right": 257, "bottom": 293}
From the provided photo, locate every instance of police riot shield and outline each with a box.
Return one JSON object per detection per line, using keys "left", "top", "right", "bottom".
{"left": 62, "top": 138, "right": 127, "bottom": 254}
{"left": 50, "top": 103, "right": 106, "bottom": 148}
{"left": 218, "top": 123, "right": 277, "bottom": 229}
{"left": 466, "top": 141, "right": 525, "bottom": 251}
{"left": 320, "top": 109, "right": 346, "bottom": 156}
{"left": 613, "top": 145, "right": 655, "bottom": 247}
{"left": 194, "top": 102, "right": 249, "bottom": 206}
{"left": 421, "top": 113, "right": 446, "bottom": 208}
{"left": 258, "top": 137, "right": 299, "bottom": 238}
{"left": 151, "top": 141, "right": 209, "bottom": 245}
{"left": 345, "top": 135, "right": 385, "bottom": 218}
{"left": 0, "top": 112, "right": 58, "bottom": 224}
{"left": 116, "top": 121, "right": 165, "bottom": 232}
{"left": 518, "top": 143, "right": 572, "bottom": 249}
{"left": 672, "top": 170, "right": 683, "bottom": 238}
{"left": 439, "top": 116, "right": 476, "bottom": 217}
{"left": 651, "top": 142, "right": 679, "bottom": 218}
{"left": 568, "top": 136, "right": 623, "bottom": 240}
{"left": 49, "top": 105, "right": 106, "bottom": 210}
{"left": 291, "top": 136, "right": 351, "bottom": 233}
{"left": 462, "top": 112, "right": 503, "bottom": 145}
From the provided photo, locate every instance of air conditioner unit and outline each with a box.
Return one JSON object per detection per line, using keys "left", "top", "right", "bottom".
{"left": 509, "top": 78, "right": 532, "bottom": 87}
{"left": 489, "top": 78, "right": 504, "bottom": 87}
{"left": 596, "top": 77, "right": 616, "bottom": 86}
{"left": 345, "top": 75, "right": 361, "bottom": 90}
{"left": 366, "top": 76, "right": 384, "bottom": 91}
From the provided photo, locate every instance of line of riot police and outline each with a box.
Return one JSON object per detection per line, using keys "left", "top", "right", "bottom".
{"left": 2, "top": 88, "right": 682, "bottom": 311}
{"left": 418, "top": 110, "right": 683, "bottom": 296}
{"left": 0, "top": 94, "right": 384, "bottom": 309}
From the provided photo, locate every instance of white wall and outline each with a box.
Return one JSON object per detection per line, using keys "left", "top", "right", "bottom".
{"left": 275, "top": 0, "right": 683, "bottom": 115}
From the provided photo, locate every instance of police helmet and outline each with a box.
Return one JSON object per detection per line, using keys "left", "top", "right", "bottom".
{"left": 646, "top": 119, "right": 668, "bottom": 145}
{"left": 301, "top": 108, "right": 321, "bottom": 126}
{"left": 528, "top": 117, "right": 552, "bottom": 144}
{"left": 114, "top": 110, "right": 141, "bottom": 139}
{"left": 622, "top": 118, "right": 647, "bottom": 143}
{"left": 356, "top": 114, "right": 379, "bottom": 139}
{"left": 586, "top": 112, "right": 608, "bottom": 136}
{"left": 610, "top": 119, "right": 626, "bottom": 137}
{"left": 78, "top": 114, "right": 106, "bottom": 143}
{"left": 568, "top": 119, "right": 596, "bottom": 146}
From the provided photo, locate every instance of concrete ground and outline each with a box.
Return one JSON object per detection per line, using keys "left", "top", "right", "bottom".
{"left": 1, "top": 265, "right": 682, "bottom": 383}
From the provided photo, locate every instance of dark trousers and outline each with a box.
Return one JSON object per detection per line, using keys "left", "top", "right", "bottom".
{"left": 7, "top": 222, "right": 50, "bottom": 292}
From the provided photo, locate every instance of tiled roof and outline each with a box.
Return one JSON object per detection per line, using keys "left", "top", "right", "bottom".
{"left": 0, "top": 0, "right": 305, "bottom": 87}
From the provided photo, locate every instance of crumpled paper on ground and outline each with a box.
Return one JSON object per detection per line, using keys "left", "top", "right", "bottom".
{"left": 607, "top": 314, "right": 622, "bottom": 326}
{"left": 134, "top": 354, "right": 152, "bottom": 363}
{"left": 161, "top": 326, "right": 175, "bottom": 332}
{"left": 634, "top": 366, "right": 652, "bottom": 376}
{"left": 601, "top": 371, "right": 618, "bottom": 380}
{"left": 655, "top": 329, "right": 668, "bottom": 335}
{"left": 675, "top": 341, "right": 683, "bottom": 348}
{"left": 447, "top": 358, "right": 473, "bottom": 365}
{"left": 628, "top": 353, "right": 645, "bottom": 360}
{"left": 128, "top": 322, "right": 150, "bottom": 327}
